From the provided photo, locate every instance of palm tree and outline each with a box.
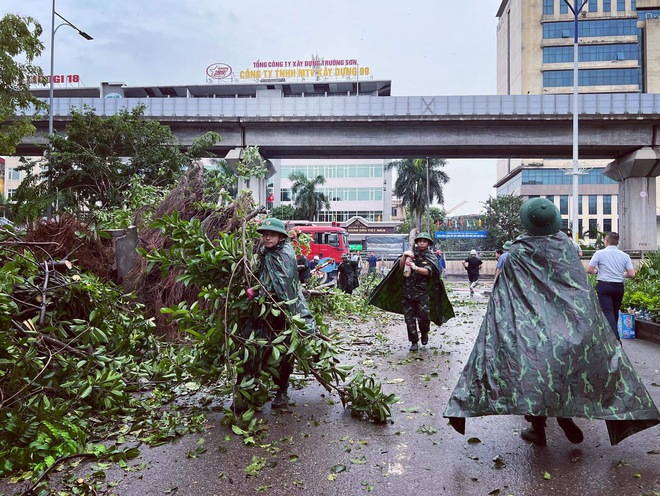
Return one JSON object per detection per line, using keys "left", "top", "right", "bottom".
{"left": 386, "top": 158, "right": 449, "bottom": 230}
{"left": 289, "top": 171, "right": 330, "bottom": 221}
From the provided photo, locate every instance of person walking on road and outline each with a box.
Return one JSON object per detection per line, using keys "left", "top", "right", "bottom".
{"left": 444, "top": 198, "right": 659, "bottom": 448}
{"left": 399, "top": 233, "right": 436, "bottom": 351}
{"left": 368, "top": 232, "right": 454, "bottom": 353}
{"left": 436, "top": 248, "right": 446, "bottom": 277}
{"left": 586, "top": 232, "right": 636, "bottom": 339}
{"left": 367, "top": 251, "right": 378, "bottom": 274}
{"left": 494, "top": 241, "right": 511, "bottom": 282}
{"left": 463, "top": 249, "right": 482, "bottom": 295}
{"left": 240, "top": 217, "right": 317, "bottom": 411}
{"left": 337, "top": 253, "right": 358, "bottom": 294}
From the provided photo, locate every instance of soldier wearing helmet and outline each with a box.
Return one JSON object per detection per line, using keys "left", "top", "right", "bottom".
{"left": 399, "top": 232, "right": 436, "bottom": 351}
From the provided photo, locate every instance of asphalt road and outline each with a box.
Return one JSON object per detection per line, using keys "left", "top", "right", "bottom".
{"left": 5, "top": 283, "right": 659, "bottom": 496}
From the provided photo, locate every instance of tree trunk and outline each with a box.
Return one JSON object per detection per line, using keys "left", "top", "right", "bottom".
{"left": 403, "top": 228, "right": 417, "bottom": 278}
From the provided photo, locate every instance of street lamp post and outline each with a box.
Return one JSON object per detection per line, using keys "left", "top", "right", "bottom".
{"left": 426, "top": 157, "right": 431, "bottom": 233}
{"left": 47, "top": 0, "right": 92, "bottom": 216}
{"left": 563, "top": 0, "right": 588, "bottom": 243}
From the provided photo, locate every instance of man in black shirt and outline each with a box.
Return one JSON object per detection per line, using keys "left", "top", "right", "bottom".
{"left": 463, "top": 249, "right": 482, "bottom": 295}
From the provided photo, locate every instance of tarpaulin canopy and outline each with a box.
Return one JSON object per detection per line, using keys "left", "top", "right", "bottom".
{"left": 443, "top": 233, "right": 659, "bottom": 445}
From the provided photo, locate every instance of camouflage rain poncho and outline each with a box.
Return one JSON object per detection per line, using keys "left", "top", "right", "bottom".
{"left": 443, "top": 232, "right": 659, "bottom": 445}
{"left": 368, "top": 249, "right": 454, "bottom": 326}
{"left": 252, "top": 239, "right": 317, "bottom": 334}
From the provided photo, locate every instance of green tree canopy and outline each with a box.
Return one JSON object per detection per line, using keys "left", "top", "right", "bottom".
{"left": 0, "top": 14, "right": 46, "bottom": 154}
{"left": 270, "top": 204, "right": 298, "bottom": 221}
{"left": 15, "top": 105, "right": 222, "bottom": 217}
{"left": 289, "top": 171, "right": 330, "bottom": 221}
{"left": 386, "top": 158, "right": 449, "bottom": 230}
{"left": 482, "top": 194, "right": 525, "bottom": 250}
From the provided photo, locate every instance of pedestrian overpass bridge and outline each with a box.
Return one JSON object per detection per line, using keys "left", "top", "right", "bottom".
{"left": 16, "top": 93, "right": 660, "bottom": 249}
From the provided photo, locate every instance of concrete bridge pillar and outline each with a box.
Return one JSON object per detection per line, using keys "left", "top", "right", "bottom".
{"left": 604, "top": 147, "right": 660, "bottom": 250}
{"left": 225, "top": 148, "right": 277, "bottom": 208}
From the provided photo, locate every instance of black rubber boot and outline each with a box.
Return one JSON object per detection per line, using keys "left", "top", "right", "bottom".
{"left": 557, "top": 417, "right": 584, "bottom": 444}
{"left": 521, "top": 416, "right": 547, "bottom": 446}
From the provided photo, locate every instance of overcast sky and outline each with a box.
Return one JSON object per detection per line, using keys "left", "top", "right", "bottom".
{"left": 4, "top": 0, "right": 503, "bottom": 215}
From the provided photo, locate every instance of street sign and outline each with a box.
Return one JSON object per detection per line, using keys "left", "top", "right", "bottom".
{"left": 436, "top": 230, "right": 488, "bottom": 239}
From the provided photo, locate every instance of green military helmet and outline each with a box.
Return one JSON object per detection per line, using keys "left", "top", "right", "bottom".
{"left": 502, "top": 240, "right": 513, "bottom": 251}
{"left": 257, "top": 217, "right": 289, "bottom": 237}
{"left": 415, "top": 232, "right": 434, "bottom": 244}
{"left": 519, "top": 198, "right": 561, "bottom": 236}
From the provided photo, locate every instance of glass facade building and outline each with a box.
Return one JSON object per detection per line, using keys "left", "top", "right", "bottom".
{"left": 495, "top": 0, "right": 660, "bottom": 243}
{"left": 273, "top": 159, "right": 393, "bottom": 223}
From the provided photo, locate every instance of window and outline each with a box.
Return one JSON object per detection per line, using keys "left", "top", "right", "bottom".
{"left": 589, "top": 0, "right": 597, "bottom": 12}
{"left": 544, "top": 0, "right": 555, "bottom": 14}
{"left": 7, "top": 189, "right": 16, "bottom": 199}
{"left": 561, "top": 1, "right": 569, "bottom": 13}
{"left": 604, "top": 0, "right": 611, "bottom": 11}
{"left": 578, "top": 195, "right": 583, "bottom": 215}
{"left": 603, "top": 195, "right": 612, "bottom": 214}
{"left": 7, "top": 168, "right": 20, "bottom": 181}
{"left": 543, "top": 44, "right": 640, "bottom": 63}
{"left": 543, "top": 68, "right": 640, "bottom": 88}
{"left": 280, "top": 189, "right": 291, "bottom": 202}
{"left": 545, "top": 195, "right": 555, "bottom": 204}
{"left": 588, "top": 195, "right": 597, "bottom": 215}
{"left": 588, "top": 219, "right": 598, "bottom": 236}
{"left": 603, "top": 218, "right": 612, "bottom": 232}
{"left": 521, "top": 168, "right": 616, "bottom": 185}
{"left": 543, "top": 19, "right": 638, "bottom": 39}
{"left": 617, "top": 0, "right": 625, "bottom": 11}
{"left": 560, "top": 195, "right": 569, "bottom": 215}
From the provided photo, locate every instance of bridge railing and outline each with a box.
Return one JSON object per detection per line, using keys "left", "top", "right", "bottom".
{"left": 18, "top": 93, "right": 660, "bottom": 119}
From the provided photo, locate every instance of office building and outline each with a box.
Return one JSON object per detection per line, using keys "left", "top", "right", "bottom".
{"left": 496, "top": 0, "right": 660, "bottom": 242}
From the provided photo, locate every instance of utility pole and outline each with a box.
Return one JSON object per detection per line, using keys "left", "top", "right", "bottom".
{"left": 563, "top": 0, "right": 588, "bottom": 242}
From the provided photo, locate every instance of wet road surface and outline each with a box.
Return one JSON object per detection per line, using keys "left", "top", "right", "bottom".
{"left": 5, "top": 283, "right": 659, "bottom": 496}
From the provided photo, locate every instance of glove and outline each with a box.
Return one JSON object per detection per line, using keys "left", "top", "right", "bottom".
{"left": 246, "top": 287, "right": 255, "bottom": 299}
{"left": 403, "top": 250, "right": 414, "bottom": 258}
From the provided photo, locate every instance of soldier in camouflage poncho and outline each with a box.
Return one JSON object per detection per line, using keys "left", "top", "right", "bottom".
{"left": 243, "top": 218, "right": 317, "bottom": 410}
{"left": 443, "top": 198, "right": 659, "bottom": 446}
{"left": 369, "top": 232, "right": 454, "bottom": 352}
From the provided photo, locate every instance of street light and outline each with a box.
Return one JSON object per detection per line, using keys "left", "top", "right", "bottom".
{"left": 563, "top": 0, "right": 588, "bottom": 243}
{"left": 47, "top": 0, "right": 92, "bottom": 216}
{"left": 48, "top": 2, "right": 93, "bottom": 136}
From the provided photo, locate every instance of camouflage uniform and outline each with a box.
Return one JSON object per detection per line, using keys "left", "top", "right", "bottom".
{"left": 245, "top": 238, "right": 317, "bottom": 394}
{"left": 402, "top": 248, "right": 436, "bottom": 344}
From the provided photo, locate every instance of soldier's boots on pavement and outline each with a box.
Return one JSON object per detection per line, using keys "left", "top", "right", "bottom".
{"left": 521, "top": 416, "right": 547, "bottom": 445}
{"left": 557, "top": 417, "right": 584, "bottom": 443}
{"left": 521, "top": 416, "right": 584, "bottom": 446}
{"left": 272, "top": 390, "right": 295, "bottom": 409}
